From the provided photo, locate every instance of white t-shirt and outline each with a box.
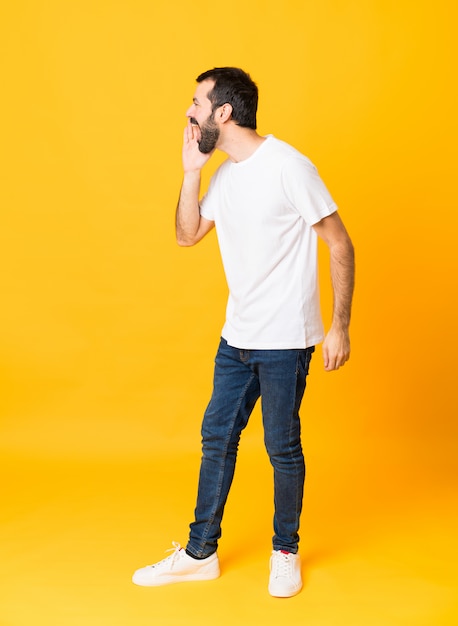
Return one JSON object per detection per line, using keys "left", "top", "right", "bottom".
{"left": 200, "top": 135, "right": 337, "bottom": 349}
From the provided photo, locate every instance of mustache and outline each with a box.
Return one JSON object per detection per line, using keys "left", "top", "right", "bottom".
{"left": 189, "top": 117, "right": 199, "bottom": 126}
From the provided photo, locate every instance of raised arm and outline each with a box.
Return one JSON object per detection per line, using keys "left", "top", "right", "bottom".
{"left": 313, "top": 212, "right": 355, "bottom": 371}
{"left": 176, "top": 121, "right": 215, "bottom": 246}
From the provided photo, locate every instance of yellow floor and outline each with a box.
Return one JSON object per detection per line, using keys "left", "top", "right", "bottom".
{"left": 2, "top": 429, "right": 457, "bottom": 626}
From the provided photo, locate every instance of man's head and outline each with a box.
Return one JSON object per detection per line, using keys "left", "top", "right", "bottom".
{"left": 196, "top": 67, "right": 258, "bottom": 130}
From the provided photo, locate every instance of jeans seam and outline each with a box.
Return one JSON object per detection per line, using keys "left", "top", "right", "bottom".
{"left": 290, "top": 351, "right": 302, "bottom": 541}
{"left": 272, "top": 350, "right": 306, "bottom": 552}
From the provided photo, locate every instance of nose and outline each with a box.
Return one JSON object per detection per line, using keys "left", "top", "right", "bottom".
{"left": 186, "top": 104, "right": 195, "bottom": 118}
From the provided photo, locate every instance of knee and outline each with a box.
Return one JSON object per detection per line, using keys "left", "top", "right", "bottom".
{"left": 201, "top": 429, "right": 240, "bottom": 459}
{"left": 264, "top": 436, "right": 304, "bottom": 466}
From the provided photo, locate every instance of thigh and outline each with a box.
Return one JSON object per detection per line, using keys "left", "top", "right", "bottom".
{"left": 257, "top": 347, "right": 314, "bottom": 447}
{"left": 202, "top": 338, "right": 261, "bottom": 439}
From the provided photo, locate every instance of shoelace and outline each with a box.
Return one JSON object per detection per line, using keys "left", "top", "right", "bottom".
{"left": 149, "top": 542, "right": 183, "bottom": 570}
{"left": 271, "top": 552, "right": 294, "bottom": 578}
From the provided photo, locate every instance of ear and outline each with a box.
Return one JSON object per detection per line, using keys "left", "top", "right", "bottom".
{"left": 217, "top": 103, "right": 233, "bottom": 123}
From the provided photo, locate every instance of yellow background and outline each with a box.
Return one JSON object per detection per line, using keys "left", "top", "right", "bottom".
{"left": 1, "top": 1, "right": 457, "bottom": 624}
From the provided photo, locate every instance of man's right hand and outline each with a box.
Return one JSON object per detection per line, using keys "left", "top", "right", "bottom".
{"left": 182, "top": 120, "right": 214, "bottom": 173}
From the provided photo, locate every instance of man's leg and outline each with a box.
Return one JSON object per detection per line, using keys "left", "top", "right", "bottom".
{"left": 257, "top": 346, "right": 314, "bottom": 554}
{"left": 252, "top": 346, "right": 314, "bottom": 598}
{"left": 132, "top": 338, "right": 260, "bottom": 587}
{"left": 186, "top": 338, "right": 260, "bottom": 558}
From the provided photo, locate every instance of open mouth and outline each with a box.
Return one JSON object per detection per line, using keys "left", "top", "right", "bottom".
{"left": 190, "top": 117, "right": 199, "bottom": 127}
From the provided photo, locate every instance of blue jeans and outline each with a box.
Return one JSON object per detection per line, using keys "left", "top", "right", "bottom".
{"left": 186, "top": 338, "right": 314, "bottom": 558}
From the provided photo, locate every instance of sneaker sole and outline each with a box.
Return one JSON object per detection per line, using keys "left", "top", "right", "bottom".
{"left": 132, "top": 570, "right": 220, "bottom": 587}
{"left": 268, "top": 582, "right": 303, "bottom": 598}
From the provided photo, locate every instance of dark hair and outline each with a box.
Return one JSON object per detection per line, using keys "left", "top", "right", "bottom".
{"left": 196, "top": 67, "right": 258, "bottom": 130}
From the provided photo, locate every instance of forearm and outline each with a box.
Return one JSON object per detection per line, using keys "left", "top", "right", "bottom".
{"left": 313, "top": 212, "right": 354, "bottom": 370}
{"left": 329, "top": 238, "right": 355, "bottom": 330}
{"left": 176, "top": 170, "right": 202, "bottom": 246}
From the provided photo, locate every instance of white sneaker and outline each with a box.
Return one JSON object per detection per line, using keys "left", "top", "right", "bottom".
{"left": 268, "top": 550, "right": 302, "bottom": 597}
{"left": 132, "top": 542, "right": 220, "bottom": 587}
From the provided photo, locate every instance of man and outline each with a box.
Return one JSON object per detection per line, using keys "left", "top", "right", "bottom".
{"left": 133, "top": 67, "right": 354, "bottom": 597}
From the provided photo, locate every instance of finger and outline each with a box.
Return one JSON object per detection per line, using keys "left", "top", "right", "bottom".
{"left": 322, "top": 345, "right": 329, "bottom": 369}
{"left": 185, "top": 122, "right": 195, "bottom": 143}
{"left": 325, "top": 353, "right": 341, "bottom": 371}
{"left": 192, "top": 124, "right": 201, "bottom": 142}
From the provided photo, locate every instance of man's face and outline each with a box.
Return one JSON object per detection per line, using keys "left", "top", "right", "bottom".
{"left": 186, "top": 80, "right": 220, "bottom": 154}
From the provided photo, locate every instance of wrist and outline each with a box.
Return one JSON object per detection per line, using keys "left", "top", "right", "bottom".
{"left": 330, "top": 320, "right": 350, "bottom": 333}
{"left": 183, "top": 168, "right": 202, "bottom": 178}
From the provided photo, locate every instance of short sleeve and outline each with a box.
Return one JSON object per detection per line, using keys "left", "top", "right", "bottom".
{"left": 199, "top": 189, "right": 214, "bottom": 221}
{"left": 199, "top": 164, "right": 225, "bottom": 221}
{"left": 281, "top": 157, "right": 338, "bottom": 225}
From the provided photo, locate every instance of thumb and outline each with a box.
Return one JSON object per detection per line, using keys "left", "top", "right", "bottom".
{"left": 322, "top": 342, "right": 329, "bottom": 369}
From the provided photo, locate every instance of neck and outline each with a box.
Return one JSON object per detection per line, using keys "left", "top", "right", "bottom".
{"left": 217, "top": 127, "right": 266, "bottom": 163}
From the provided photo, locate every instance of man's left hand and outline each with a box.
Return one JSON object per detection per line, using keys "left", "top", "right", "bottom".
{"left": 322, "top": 326, "right": 350, "bottom": 371}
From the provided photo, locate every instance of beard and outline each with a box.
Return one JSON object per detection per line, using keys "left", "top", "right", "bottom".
{"left": 196, "top": 113, "right": 220, "bottom": 154}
